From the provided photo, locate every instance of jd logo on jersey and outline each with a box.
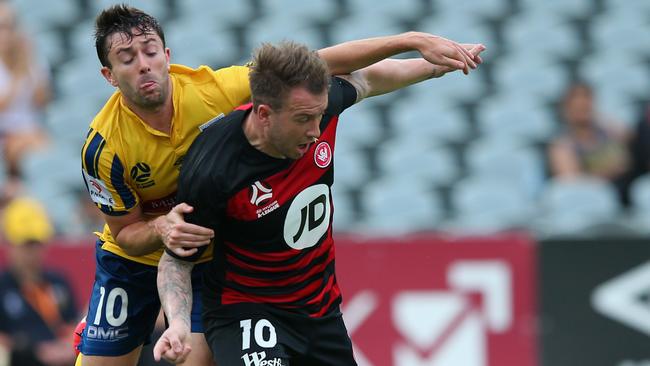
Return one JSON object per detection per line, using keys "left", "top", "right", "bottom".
{"left": 130, "top": 162, "right": 155, "bottom": 188}
{"left": 283, "top": 184, "right": 331, "bottom": 250}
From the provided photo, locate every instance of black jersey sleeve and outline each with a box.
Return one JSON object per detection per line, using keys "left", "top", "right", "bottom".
{"left": 326, "top": 76, "right": 358, "bottom": 115}
{"left": 167, "top": 133, "right": 228, "bottom": 262}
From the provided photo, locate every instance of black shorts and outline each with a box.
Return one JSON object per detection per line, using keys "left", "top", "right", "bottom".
{"left": 203, "top": 303, "right": 357, "bottom": 366}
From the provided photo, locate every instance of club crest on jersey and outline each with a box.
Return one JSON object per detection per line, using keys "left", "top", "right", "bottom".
{"left": 314, "top": 141, "right": 332, "bottom": 168}
{"left": 130, "top": 162, "right": 155, "bottom": 188}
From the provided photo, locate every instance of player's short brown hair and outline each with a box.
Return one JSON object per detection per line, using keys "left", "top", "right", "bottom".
{"left": 94, "top": 4, "right": 165, "bottom": 68}
{"left": 249, "top": 41, "right": 330, "bottom": 111}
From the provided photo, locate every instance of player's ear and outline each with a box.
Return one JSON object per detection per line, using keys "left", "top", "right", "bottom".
{"left": 101, "top": 67, "right": 118, "bottom": 87}
{"left": 257, "top": 104, "right": 272, "bottom": 125}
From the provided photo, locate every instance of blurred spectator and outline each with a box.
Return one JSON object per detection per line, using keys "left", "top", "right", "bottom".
{"left": 547, "top": 81, "right": 631, "bottom": 203}
{"left": 0, "top": 197, "right": 77, "bottom": 366}
{"left": 66, "top": 189, "right": 105, "bottom": 238}
{"left": 0, "top": 1, "right": 50, "bottom": 181}
{"left": 629, "top": 104, "right": 650, "bottom": 179}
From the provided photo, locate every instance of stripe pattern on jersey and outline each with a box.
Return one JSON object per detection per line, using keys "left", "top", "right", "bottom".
{"left": 218, "top": 115, "right": 341, "bottom": 318}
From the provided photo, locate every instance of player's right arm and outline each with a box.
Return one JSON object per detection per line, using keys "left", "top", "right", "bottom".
{"left": 103, "top": 203, "right": 214, "bottom": 257}
{"left": 153, "top": 251, "right": 194, "bottom": 364}
{"left": 82, "top": 131, "right": 213, "bottom": 257}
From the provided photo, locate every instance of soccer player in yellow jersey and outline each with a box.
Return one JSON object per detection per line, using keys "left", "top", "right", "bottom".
{"left": 76, "top": 4, "right": 481, "bottom": 366}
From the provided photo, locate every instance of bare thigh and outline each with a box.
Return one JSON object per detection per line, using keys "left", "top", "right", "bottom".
{"left": 179, "top": 332, "right": 216, "bottom": 366}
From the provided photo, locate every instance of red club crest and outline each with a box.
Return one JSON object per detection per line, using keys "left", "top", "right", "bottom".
{"left": 314, "top": 141, "right": 332, "bottom": 168}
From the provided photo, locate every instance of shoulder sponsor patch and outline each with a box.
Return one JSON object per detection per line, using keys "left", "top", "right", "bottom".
{"left": 83, "top": 170, "right": 116, "bottom": 206}
{"left": 198, "top": 113, "right": 224, "bottom": 132}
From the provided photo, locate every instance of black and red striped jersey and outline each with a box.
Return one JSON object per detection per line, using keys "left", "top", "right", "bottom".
{"left": 174, "top": 77, "right": 358, "bottom": 318}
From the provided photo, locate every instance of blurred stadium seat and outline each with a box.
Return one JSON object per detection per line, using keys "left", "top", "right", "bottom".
{"left": 407, "top": 63, "right": 487, "bottom": 104}
{"left": 331, "top": 185, "right": 360, "bottom": 232}
{"left": 176, "top": 0, "right": 253, "bottom": 23}
{"left": 261, "top": 0, "right": 339, "bottom": 23}
{"left": 87, "top": 0, "right": 169, "bottom": 21}
{"left": 14, "top": 0, "right": 80, "bottom": 32}
{"left": 418, "top": 14, "right": 497, "bottom": 61}
{"left": 329, "top": 15, "right": 404, "bottom": 45}
{"left": 629, "top": 174, "right": 650, "bottom": 234}
{"left": 375, "top": 137, "right": 459, "bottom": 187}
{"left": 476, "top": 93, "right": 556, "bottom": 143}
{"left": 447, "top": 176, "right": 533, "bottom": 234}
{"left": 46, "top": 97, "right": 104, "bottom": 147}
{"left": 333, "top": 140, "right": 371, "bottom": 191}
{"left": 389, "top": 100, "right": 470, "bottom": 144}
{"left": 9, "top": 0, "right": 650, "bottom": 238}
{"left": 245, "top": 17, "right": 325, "bottom": 52}
{"left": 31, "top": 30, "right": 66, "bottom": 67}
{"left": 536, "top": 178, "right": 623, "bottom": 236}
{"left": 492, "top": 53, "right": 570, "bottom": 101}
{"left": 433, "top": 0, "right": 509, "bottom": 19}
{"left": 336, "top": 104, "right": 385, "bottom": 146}
{"left": 20, "top": 145, "right": 83, "bottom": 232}
{"left": 56, "top": 57, "right": 113, "bottom": 105}
{"left": 502, "top": 9, "right": 580, "bottom": 59}
{"left": 465, "top": 138, "right": 545, "bottom": 198}
{"left": 346, "top": 0, "right": 427, "bottom": 20}
{"left": 165, "top": 19, "right": 240, "bottom": 68}
{"left": 360, "top": 177, "right": 444, "bottom": 235}
{"left": 519, "top": 0, "right": 594, "bottom": 18}
{"left": 579, "top": 53, "right": 650, "bottom": 125}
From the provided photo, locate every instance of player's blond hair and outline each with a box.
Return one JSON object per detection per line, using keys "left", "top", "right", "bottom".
{"left": 249, "top": 41, "right": 330, "bottom": 111}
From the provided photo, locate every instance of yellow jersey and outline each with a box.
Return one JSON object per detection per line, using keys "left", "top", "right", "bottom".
{"left": 81, "top": 64, "right": 250, "bottom": 266}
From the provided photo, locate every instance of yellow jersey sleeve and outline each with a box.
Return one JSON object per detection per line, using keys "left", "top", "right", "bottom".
{"left": 81, "top": 128, "right": 140, "bottom": 216}
{"left": 209, "top": 65, "right": 251, "bottom": 108}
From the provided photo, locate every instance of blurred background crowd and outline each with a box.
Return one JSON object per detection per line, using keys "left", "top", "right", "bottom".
{"left": 0, "top": 0, "right": 649, "bottom": 365}
{"left": 1, "top": 0, "right": 650, "bottom": 239}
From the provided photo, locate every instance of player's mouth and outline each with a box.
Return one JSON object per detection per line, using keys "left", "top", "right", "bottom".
{"left": 140, "top": 80, "right": 157, "bottom": 91}
{"left": 297, "top": 143, "right": 310, "bottom": 155}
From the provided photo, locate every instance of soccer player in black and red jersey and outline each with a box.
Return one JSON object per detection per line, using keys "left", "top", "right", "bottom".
{"left": 153, "top": 41, "right": 485, "bottom": 365}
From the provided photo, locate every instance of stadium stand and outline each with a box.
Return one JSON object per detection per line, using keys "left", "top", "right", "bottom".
{"left": 7, "top": 0, "right": 650, "bottom": 238}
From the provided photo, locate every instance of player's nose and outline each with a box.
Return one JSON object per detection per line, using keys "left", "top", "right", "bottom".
{"left": 137, "top": 53, "right": 151, "bottom": 73}
{"left": 306, "top": 118, "right": 320, "bottom": 139}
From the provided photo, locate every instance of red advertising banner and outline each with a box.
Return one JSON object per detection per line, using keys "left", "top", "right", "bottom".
{"left": 0, "top": 233, "right": 538, "bottom": 366}
{"left": 0, "top": 238, "right": 96, "bottom": 310}
{"left": 335, "top": 233, "right": 538, "bottom": 366}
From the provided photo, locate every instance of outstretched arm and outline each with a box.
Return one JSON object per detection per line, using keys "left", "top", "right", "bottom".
{"left": 318, "top": 31, "right": 481, "bottom": 76}
{"left": 340, "top": 44, "right": 486, "bottom": 99}
{"left": 153, "top": 252, "right": 195, "bottom": 364}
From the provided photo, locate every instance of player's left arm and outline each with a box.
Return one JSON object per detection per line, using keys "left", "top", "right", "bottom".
{"left": 318, "top": 31, "right": 483, "bottom": 76}
{"left": 153, "top": 251, "right": 194, "bottom": 364}
{"left": 338, "top": 44, "right": 485, "bottom": 100}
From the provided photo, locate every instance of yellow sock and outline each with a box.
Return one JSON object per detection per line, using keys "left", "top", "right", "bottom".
{"left": 75, "top": 353, "right": 83, "bottom": 366}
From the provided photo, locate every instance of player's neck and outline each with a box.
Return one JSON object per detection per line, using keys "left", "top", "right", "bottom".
{"left": 243, "top": 111, "right": 284, "bottom": 158}
{"left": 125, "top": 93, "right": 174, "bottom": 135}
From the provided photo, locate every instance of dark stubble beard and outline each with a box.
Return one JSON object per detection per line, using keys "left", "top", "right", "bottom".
{"left": 128, "top": 77, "right": 170, "bottom": 110}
